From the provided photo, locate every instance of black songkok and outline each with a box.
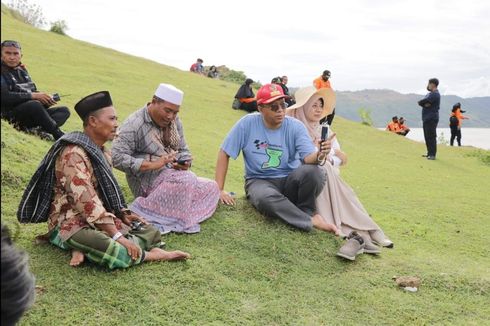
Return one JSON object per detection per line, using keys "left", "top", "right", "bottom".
{"left": 74, "top": 91, "right": 113, "bottom": 120}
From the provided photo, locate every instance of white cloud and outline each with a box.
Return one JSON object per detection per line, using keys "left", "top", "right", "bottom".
{"left": 23, "top": 0, "right": 490, "bottom": 97}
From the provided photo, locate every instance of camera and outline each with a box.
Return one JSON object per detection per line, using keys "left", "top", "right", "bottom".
{"left": 130, "top": 221, "right": 143, "bottom": 231}
{"left": 52, "top": 93, "right": 60, "bottom": 102}
{"left": 321, "top": 124, "right": 330, "bottom": 141}
{"left": 176, "top": 158, "right": 189, "bottom": 165}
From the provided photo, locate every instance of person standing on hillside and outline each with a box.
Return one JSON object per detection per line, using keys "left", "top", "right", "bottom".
{"left": 112, "top": 84, "right": 220, "bottom": 234}
{"left": 449, "top": 102, "right": 469, "bottom": 146}
{"left": 216, "top": 83, "right": 339, "bottom": 236}
{"left": 0, "top": 40, "right": 70, "bottom": 140}
{"left": 417, "top": 78, "right": 440, "bottom": 160}
{"left": 313, "top": 69, "right": 336, "bottom": 125}
{"left": 17, "top": 91, "right": 190, "bottom": 269}
{"left": 190, "top": 58, "right": 204, "bottom": 75}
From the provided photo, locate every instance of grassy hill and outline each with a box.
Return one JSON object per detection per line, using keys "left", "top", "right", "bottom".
{"left": 335, "top": 89, "right": 490, "bottom": 128}
{"left": 2, "top": 8, "right": 490, "bottom": 326}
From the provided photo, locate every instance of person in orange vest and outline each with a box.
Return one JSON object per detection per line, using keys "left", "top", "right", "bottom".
{"left": 386, "top": 116, "right": 400, "bottom": 133}
{"left": 313, "top": 70, "right": 336, "bottom": 125}
{"left": 396, "top": 117, "right": 410, "bottom": 136}
{"left": 449, "top": 102, "right": 469, "bottom": 146}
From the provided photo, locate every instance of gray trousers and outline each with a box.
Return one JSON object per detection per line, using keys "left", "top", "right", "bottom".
{"left": 245, "top": 164, "right": 326, "bottom": 231}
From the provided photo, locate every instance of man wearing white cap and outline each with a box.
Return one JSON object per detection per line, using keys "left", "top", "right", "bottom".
{"left": 112, "top": 84, "right": 219, "bottom": 234}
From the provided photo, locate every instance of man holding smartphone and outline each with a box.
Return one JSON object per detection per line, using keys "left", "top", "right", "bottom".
{"left": 112, "top": 83, "right": 219, "bottom": 234}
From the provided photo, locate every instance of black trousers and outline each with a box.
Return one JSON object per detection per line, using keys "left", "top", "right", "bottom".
{"left": 450, "top": 127, "right": 461, "bottom": 146}
{"left": 3, "top": 100, "right": 70, "bottom": 136}
{"left": 423, "top": 119, "right": 438, "bottom": 157}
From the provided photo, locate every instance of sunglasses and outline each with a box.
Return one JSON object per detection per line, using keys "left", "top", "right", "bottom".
{"left": 265, "top": 101, "right": 287, "bottom": 112}
{"left": 1, "top": 40, "right": 21, "bottom": 49}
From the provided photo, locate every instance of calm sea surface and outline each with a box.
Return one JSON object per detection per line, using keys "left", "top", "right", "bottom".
{"left": 378, "top": 128, "right": 490, "bottom": 150}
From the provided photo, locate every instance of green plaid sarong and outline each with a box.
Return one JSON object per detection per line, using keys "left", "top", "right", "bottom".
{"left": 49, "top": 225, "right": 164, "bottom": 270}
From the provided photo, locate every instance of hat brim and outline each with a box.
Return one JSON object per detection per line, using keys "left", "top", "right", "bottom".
{"left": 257, "top": 94, "right": 290, "bottom": 105}
{"left": 287, "top": 87, "right": 336, "bottom": 118}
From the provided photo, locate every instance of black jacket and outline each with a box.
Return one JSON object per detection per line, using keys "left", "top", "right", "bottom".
{"left": 235, "top": 84, "right": 255, "bottom": 99}
{"left": 1, "top": 61, "right": 36, "bottom": 113}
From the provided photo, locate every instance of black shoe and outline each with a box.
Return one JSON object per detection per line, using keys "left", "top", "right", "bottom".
{"left": 427, "top": 156, "right": 436, "bottom": 160}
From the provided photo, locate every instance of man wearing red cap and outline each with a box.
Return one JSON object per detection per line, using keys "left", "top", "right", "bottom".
{"left": 216, "top": 84, "right": 338, "bottom": 234}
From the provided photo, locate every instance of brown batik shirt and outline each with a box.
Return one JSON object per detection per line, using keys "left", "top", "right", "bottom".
{"left": 47, "top": 144, "right": 129, "bottom": 242}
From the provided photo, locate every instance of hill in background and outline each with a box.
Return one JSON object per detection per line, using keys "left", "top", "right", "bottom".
{"left": 1, "top": 6, "right": 490, "bottom": 325}
{"left": 333, "top": 89, "right": 490, "bottom": 128}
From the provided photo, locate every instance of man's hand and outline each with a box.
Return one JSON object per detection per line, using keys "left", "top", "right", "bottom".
{"left": 140, "top": 151, "right": 176, "bottom": 172}
{"left": 31, "top": 92, "right": 56, "bottom": 107}
{"left": 120, "top": 211, "right": 148, "bottom": 226}
{"left": 172, "top": 160, "right": 191, "bottom": 171}
{"left": 116, "top": 236, "right": 141, "bottom": 261}
{"left": 219, "top": 190, "right": 236, "bottom": 206}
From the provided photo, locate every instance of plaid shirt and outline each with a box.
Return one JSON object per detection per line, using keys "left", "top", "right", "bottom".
{"left": 111, "top": 105, "right": 190, "bottom": 197}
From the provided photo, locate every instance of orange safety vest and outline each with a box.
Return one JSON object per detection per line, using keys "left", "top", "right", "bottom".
{"left": 386, "top": 122, "right": 400, "bottom": 132}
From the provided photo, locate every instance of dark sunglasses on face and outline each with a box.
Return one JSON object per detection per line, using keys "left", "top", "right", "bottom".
{"left": 266, "top": 101, "right": 287, "bottom": 112}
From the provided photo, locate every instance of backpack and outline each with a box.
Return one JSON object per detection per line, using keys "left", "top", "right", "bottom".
{"left": 449, "top": 115, "right": 459, "bottom": 127}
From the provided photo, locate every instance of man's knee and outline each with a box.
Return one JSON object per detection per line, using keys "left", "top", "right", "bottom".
{"left": 293, "top": 164, "right": 325, "bottom": 186}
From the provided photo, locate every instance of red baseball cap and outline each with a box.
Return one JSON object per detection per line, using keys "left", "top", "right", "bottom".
{"left": 256, "top": 83, "right": 290, "bottom": 104}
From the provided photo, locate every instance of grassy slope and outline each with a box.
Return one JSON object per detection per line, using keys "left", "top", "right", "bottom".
{"left": 2, "top": 9, "right": 490, "bottom": 325}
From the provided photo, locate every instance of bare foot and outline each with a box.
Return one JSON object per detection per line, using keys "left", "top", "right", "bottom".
{"left": 69, "top": 250, "right": 85, "bottom": 267}
{"left": 312, "top": 214, "right": 340, "bottom": 235}
{"left": 144, "top": 248, "right": 191, "bottom": 262}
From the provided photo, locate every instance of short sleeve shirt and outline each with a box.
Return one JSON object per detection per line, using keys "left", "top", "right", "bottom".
{"left": 221, "top": 113, "right": 316, "bottom": 179}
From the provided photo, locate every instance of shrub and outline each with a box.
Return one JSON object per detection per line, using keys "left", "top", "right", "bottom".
{"left": 49, "top": 20, "right": 68, "bottom": 35}
{"left": 358, "top": 107, "right": 373, "bottom": 126}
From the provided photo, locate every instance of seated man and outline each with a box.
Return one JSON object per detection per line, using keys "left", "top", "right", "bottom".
{"left": 386, "top": 116, "right": 400, "bottom": 133}
{"left": 111, "top": 84, "right": 219, "bottom": 234}
{"left": 396, "top": 117, "right": 410, "bottom": 136}
{"left": 216, "top": 83, "right": 338, "bottom": 234}
{"left": 17, "top": 91, "right": 190, "bottom": 269}
{"left": 1, "top": 40, "right": 69, "bottom": 140}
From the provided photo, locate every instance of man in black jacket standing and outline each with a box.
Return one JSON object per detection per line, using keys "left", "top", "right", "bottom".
{"left": 1, "top": 40, "right": 69, "bottom": 140}
{"left": 418, "top": 78, "right": 440, "bottom": 160}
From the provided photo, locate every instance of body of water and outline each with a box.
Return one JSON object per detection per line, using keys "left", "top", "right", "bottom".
{"left": 379, "top": 128, "right": 490, "bottom": 150}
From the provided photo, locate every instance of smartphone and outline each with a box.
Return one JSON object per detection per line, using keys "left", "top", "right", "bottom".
{"left": 321, "top": 124, "right": 330, "bottom": 141}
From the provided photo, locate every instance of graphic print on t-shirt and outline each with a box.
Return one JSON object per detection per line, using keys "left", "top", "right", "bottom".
{"left": 254, "top": 139, "right": 283, "bottom": 169}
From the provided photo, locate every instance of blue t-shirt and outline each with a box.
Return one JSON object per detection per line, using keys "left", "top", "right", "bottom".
{"left": 221, "top": 113, "right": 316, "bottom": 179}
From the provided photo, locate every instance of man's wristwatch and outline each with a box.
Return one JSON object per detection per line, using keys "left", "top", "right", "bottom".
{"left": 112, "top": 232, "right": 123, "bottom": 241}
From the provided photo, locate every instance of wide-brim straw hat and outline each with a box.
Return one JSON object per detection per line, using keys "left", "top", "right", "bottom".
{"left": 287, "top": 86, "right": 336, "bottom": 118}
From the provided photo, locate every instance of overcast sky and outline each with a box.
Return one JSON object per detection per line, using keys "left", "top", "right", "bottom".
{"left": 29, "top": 0, "right": 490, "bottom": 97}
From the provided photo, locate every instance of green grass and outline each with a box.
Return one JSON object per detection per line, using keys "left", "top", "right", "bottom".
{"left": 2, "top": 8, "right": 490, "bottom": 325}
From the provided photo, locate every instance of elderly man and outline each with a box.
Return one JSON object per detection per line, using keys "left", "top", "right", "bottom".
{"left": 1, "top": 40, "right": 70, "bottom": 140}
{"left": 18, "top": 91, "right": 190, "bottom": 269}
{"left": 112, "top": 84, "right": 219, "bottom": 234}
{"left": 216, "top": 83, "right": 338, "bottom": 234}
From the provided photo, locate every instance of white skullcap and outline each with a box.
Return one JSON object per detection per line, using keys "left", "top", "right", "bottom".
{"left": 154, "top": 83, "right": 184, "bottom": 105}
